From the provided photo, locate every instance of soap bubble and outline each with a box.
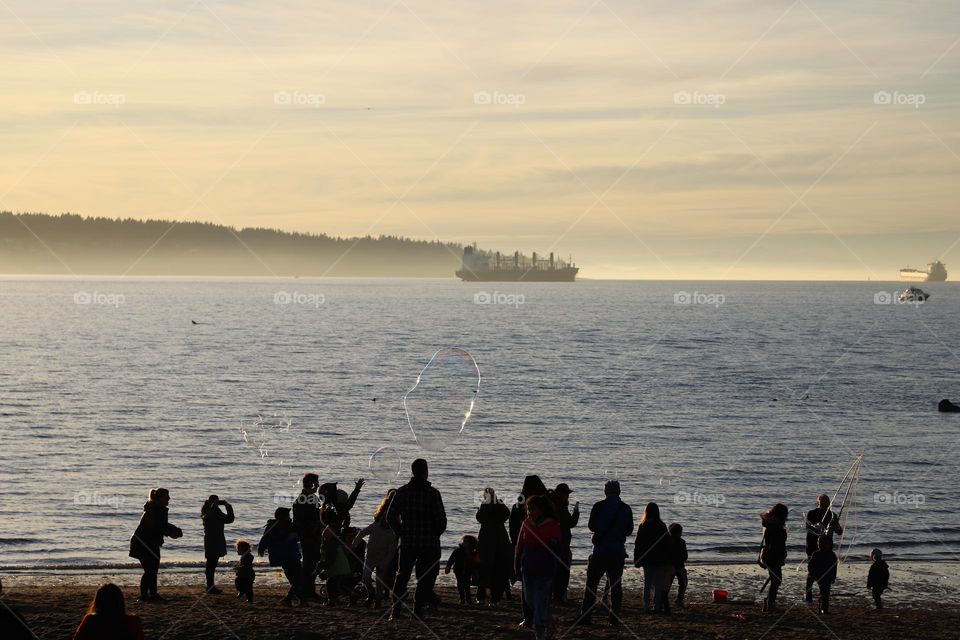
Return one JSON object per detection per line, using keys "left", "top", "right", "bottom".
{"left": 403, "top": 347, "right": 481, "bottom": 451}
{"left": 369, "top": 447, "right": 403, "bottom": 483}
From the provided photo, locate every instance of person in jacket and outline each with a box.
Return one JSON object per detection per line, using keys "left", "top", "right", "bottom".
{"left": 388, "top": 458, "right": 447, "bottom": 620}
{"left": 445, "top": 534, "right": 480, "bottom": 604}
{"left": 867, "top": 548, "right": 889, "bottom": 610}
{"left": 509, "top": 475, "right": 549, "bottom": 628}
{"left": 759, "top": 503, "right": 789, "bottom": 613}
{"left": 200, "top": 495, "right": 235, "bottom": 594}
{"left": 293, "top": 473, "right": 322, "bottom": 600}
{"left": 257, "top": 507, "right": 302, "bottom": 606}
{"left": 515, "top": 495, "right": 562, "bottom": 640}
{"left": 476, "top": 487, "right": 512, "bottom": 605}
{"left": 668, "top": 523, "right": 688, "bottom": 608}
{"left": 633, "top": 502, "right": 672, "bottom": 613}
{"left": 576, "top": 480, "right": 633, "bottom": 627}
{"left": 128, "top": 487, "right": 182, "bottom": 602}
{"left": 807, "top": 535, "right": 838, "bottom": 614}
{"left": 550, "top": 483, "right": 579, "bottom": 603}
{"left": 72, "top": 583, "right": 144, "bottom": 640}
{"left": 356, "top": 489, "right": 399, "bottom": 608}
{"left": 804, "top": 493, "right": 843, "bottom": 602}
{"left": 234, "top": 540, "right": 255, "bottom": 603}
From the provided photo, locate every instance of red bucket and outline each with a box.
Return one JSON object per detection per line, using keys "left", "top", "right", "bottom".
{"left": 713, "top": 589, "right": 729, "bottom": 603}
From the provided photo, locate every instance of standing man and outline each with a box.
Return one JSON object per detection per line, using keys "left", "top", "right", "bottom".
{"left": 293, "top": 473, "right": 322, "bottom": 601}
{"left": 576, "top": 480, "right": 633, "bottom": 627}
{"left": 551, "top": 483, "right": 580, "bottom": 603}
{"left": 804, "top": 493, "right": 842, "bottom": 603}
{"left": 389, "top": 459, "right": 447, "bottom": 620}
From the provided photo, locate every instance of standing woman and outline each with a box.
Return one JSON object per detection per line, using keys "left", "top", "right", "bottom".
{"left": 476, "top": 487, "right": 512, "bottom": 605}
{"left": 201, "top": 495, "right": 235, "bottom": 594}
{"left": 759, "top": 503, "right": 789, "bottom": 613}
{"left": 129, "top": 487, "right": 182, "bottom": 602}
{"left": 514, "top": 495, "right": 562, "bottom": 640}
{"left": 633, "top": 502, "right": 672, "bottom": 613}
{"left": 356, "top": 489, "right": 399, "bottom": 608}
{"left": 510, "top": 475, "right": 549, "bottom": 628}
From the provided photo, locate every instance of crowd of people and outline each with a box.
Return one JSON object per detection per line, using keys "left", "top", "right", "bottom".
{"left": 50, "top": 462, "right": 894, "bottom": 640}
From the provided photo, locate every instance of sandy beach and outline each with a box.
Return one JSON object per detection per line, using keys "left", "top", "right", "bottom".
{"left": 4, "top": 562, "right": 958, "bottom": 639}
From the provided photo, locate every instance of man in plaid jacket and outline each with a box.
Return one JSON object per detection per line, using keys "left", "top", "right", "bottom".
{"left": 389, "top": 458, "right": 447, "bottom": 619}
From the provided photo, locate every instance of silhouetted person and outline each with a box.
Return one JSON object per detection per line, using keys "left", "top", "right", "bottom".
{"left": 234, "top": 540, "right": 255, "bottom": 603}
{"left": 201, "top": 495, "right": 235, "bottom": 594}
{"left": 129, "top": 487, "right": 182, "bottom": 602}
{"left": 293, "top": 473, "right": 322, "bottom": 600}
{"left": 258, "top": 507, "right": 302, "bottom": 606}
{"left": 808, "top": 536, "right": 838, "bottom": 614}
{"left": 388, "top": 458, "right": 447, "bottom": 620}
{"left": 634, "top": 502, "right": 673, "bottom": 613}
{"left": 759, "top": 503, "right": 789, "bottom": 613}
{"left": 73, "top": 583, "right": 144, "bottom": 640}
{"left": 515, "top": 495, "right": 562, "bottom": 640}
{"left": 668, "top": 523, "right": 688, "bottom": 608}
{"left": 319, "top": 478, "right": 365, "bottom": 532}
{"left": 550, "top": 483, "right": 579, "bottom": 603}
{"left": 317, "top": 514, "right": 352, "bottom": 606}
{"left": 357, "top": 489, "right": 399, "bottom": 608}
{"left": 476, "top": 487, "right": 512, "bottom": 605}
{"left": 577, "top": 480, "right": 633, "bottom": 627}
{"left": 867, "top": 548, "right": 889, "bottom": 610}
{"left": 510, "top": 475, "right": 549, "bottom": 629}
{"left": 445, "top": 534, "right": 480, "bottom": 604}
{"left": 804, "top": 493, "right": 842, "bottom": 602}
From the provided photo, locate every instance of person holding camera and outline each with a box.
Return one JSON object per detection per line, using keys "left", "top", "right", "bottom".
{"left": 476, "top": 487, "right": 512, "bottom": 605}
{"left": 129, "top": 487, "right": 183, "bottom": 602}
{"left": 201, "top": 494, "right": 235, "bottom": 594}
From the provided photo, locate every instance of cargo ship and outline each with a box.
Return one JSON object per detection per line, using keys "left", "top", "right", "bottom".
{"left": 456, "top": 245, "right": 578, "bottom": 282}
{"left": 900, "top": 260, "right": 947, "bottom": 282}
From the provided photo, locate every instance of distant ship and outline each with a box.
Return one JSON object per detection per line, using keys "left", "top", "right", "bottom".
{"left": 456, "top": 245, "right": 579, "bottom": 282}
{"left": 899, "top": 260, "right": 947, "bottom": 282}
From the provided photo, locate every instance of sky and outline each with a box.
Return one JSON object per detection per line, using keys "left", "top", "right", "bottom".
{"left": 1, "top": 0, "right": 958, "bottom": 280}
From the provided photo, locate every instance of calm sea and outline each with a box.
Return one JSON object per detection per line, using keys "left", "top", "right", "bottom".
{"left": 0, "top": 277, "right": 958, "bottom": 570}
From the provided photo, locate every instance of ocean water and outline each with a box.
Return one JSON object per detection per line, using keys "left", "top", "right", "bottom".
{"left": 0, "top": 277, "right": 958, "bottom": 571}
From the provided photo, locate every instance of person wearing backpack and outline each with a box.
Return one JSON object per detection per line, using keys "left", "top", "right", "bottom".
{"left": 575, "top": 480, "right": 633, "bottom": 627}
{"left": 257, "top": 507, "right": 302, "bottom": 606}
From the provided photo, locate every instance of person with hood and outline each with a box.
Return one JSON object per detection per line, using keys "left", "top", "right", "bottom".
{"left": 293, "top": 473, "right": 322, "bottom": 600}
{"left": 129, "top": 487, "right": 182, "bottom": 602}
{"left": 633, "top": 502, "right": 673, "bottom": 614}
{"left": 509, "top": 475, "right": 549, "bottom": 628}
{"left": 319, "top": 478, "right": 365, "bottom": 533}
{"left": 257, "top": 507, "right": 302, "bottom": 606}
{"left": 357, "top": 489, "right": 399, "bottom": 608}
{"left": 200, "top": 495, "right": 235, "bottom": 594}
{"left": 550, "top": 483, "right": 579, "bottom": 603}
{"left": 804, "top": 493, "right": 843, "bottom": 602}
{"left": 807, "top": 535, "right": 838, "bottom": 614}
{"left": 72, "top": 583, "right": 144, "bottom": 640}
{"left": 576, "top": 480, "right": 633, "bottom": 628}
{"left": 759, "top": 503, "right": 789, "bottom": 613}
{"left": 476, "top": 487, "right": 512, "bottom": 606}
{"left": 515, "top": 495, "right": 562, "bottom": 640}
{"left": 388, "top": 459, "right": 447, "bottom": 620}
{"left": 867, "top": 548, "right": 889, "bottom": 610}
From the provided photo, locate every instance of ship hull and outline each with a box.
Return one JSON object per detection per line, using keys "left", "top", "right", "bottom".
{"left": 900, "top": 271, "right": 947, "bottom": 282}
{"left": 456, "top": 267, "right": 578, "bottom": 282}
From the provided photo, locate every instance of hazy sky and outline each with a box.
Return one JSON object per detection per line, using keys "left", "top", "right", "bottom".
{"left": 1, "top": 0, "right": 958, "bottom": 279}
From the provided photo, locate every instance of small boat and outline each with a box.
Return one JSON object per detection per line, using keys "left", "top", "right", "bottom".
{"left": 899, "top": 286, "right": 930, "bottom": 303}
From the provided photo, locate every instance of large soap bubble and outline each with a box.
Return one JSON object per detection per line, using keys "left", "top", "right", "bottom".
{"left": 369, "top": 446, "right": 403, "bottom": 483}
{"left": 403, "top": 347, "right": 481, "bottom": 451}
